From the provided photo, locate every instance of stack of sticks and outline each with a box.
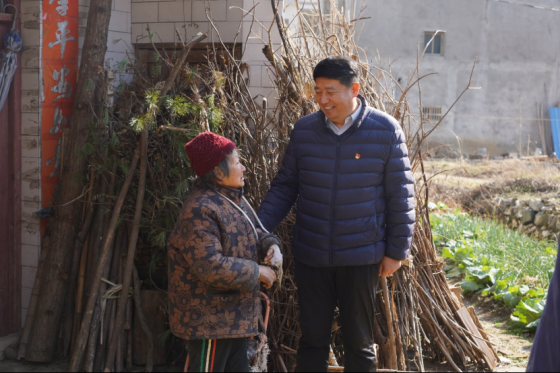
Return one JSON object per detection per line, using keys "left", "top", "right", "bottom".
{"left": 219, "top": 1, "right": 499, "bottom": 371}
{"left": 18, "top": 1, "right": 498, "bottom": 372}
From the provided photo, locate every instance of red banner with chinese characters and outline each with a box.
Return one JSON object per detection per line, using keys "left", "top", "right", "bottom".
{"left": 41, "top": 0, "right": 79, "bottom": 212}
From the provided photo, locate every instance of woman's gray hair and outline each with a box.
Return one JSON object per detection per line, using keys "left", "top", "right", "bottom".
{"left": 193, "top": 149, "right": 235, "bottom": 189}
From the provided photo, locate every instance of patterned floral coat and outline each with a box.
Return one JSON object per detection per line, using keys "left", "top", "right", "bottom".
{"left": 168, "top": 185, "right": 281, "bottom": 340}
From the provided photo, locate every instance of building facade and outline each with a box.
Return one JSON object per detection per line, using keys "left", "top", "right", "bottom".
{"left": 0, "top": 0, "right": 281, "bottom": 336}
{"left": 284, "top": 0, "right": 560, "bottom": 157}
{"left": 358, "top": 0, "right": 560, "bottom": 156}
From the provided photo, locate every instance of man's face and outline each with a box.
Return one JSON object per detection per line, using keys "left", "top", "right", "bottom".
{"left": 314, "top": 78, "right": 360, "bottom": 126}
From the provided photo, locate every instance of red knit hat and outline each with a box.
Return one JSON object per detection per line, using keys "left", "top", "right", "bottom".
{"left": 184, "top": 132, "right": 236, "bottom": 177}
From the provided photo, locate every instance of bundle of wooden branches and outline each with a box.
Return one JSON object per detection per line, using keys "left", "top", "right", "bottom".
{"left": 19, "top": 2, "right": 498, "bottom": 372}
{"left": 231, "top": 2, "right": 499, "bottom": 372}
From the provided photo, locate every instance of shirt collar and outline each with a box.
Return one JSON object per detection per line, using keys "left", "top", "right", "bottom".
{"left": 325, "top": 98, "right": 362, "bottom": 130}
{"left": 350, "top": 99, "right": 362, "bottom": 123}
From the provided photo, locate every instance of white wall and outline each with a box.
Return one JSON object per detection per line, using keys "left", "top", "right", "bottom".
{"left": 357, "top": 0, "right": 560, "bottom": 155}
{"left": 80, "top": 0, "right": 133, "bottom": 83}
{"left": 284, "top": 0, "right": 560, "bottom": 156}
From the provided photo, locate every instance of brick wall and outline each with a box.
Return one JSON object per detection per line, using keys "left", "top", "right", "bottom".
{"left": 19, "top": 0, "right": 42, "bottom": 327}
{"left": 80, "top": 0, "right": 133, "bottom": 73}
{"left": 130, "top": 0, "right": 282, "bottom": 107}
{"left": 131, "top": 0, "right": 242, "bottom": 45}
{"left": 241, "top": 0, "right": 281, "bottom": 107}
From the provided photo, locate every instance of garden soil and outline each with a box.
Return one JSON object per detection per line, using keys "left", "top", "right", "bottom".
{"left": 465, "top": 294, "right": 531, "bottom": 372}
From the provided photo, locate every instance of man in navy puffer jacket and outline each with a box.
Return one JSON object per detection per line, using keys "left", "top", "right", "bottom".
{"left": 258, "top": 56, "right": 415, "bottom": 372}
{"left": 526, "top": 236, "right": 560, "bottom": 372}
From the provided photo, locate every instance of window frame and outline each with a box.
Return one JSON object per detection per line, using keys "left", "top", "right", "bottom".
{"left": 422, "top": 106, "right": 443, "bottom": 124}
{"left": 424, "top": 31, "right": 445, "bottom": 56}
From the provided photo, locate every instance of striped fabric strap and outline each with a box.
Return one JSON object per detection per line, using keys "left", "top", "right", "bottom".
{"left": 200, "top": 340, "right": 206, "bottom": 372}
{"left": 242, "top": 196, "right": 270, "bottom": 234}
{"left": 211, "top": 339, "right": 217, "bottom": 372}
{"left": 205, "top": 339, "right": 212, "bottom": 372}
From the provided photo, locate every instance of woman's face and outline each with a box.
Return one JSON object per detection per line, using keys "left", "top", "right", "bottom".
{"left": 216, "top": 150, "right": 246, "bottom": 189}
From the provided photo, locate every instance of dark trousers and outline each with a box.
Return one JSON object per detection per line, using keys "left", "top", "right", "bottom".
{"left": 187, "top": 338, "right": 249, "bottom": 372}
{"left": 295, "top": 261, "right": 380, "bottom": 372}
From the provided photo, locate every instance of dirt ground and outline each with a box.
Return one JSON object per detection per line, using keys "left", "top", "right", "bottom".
{"left": 466, "top": 294, "right": 531, "bottom": 372}
{"left": 0, "top": 360, "right": 69, "bottom": 372}
{"left": 423, "top": 158, "right": 560, "bottom": 183}
{"left": 0, "top": 297, "right": 532, "bottom": 373}
{"left": 0, "top": 360, "right": 183, "bottom": 372}
{"left": 0, "top": 293, "right": 532, "bottom": 373}
{"left": 422, "top": 158, "right": 560, "bottom": 192}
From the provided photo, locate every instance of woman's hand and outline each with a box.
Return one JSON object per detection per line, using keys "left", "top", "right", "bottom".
{"left": 258, "top": 265, "right": 277, "bottom": 289}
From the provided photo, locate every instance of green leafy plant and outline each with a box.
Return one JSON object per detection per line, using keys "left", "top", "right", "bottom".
{"left": 165, "top": 95, "right": 200, "bottom": 119}
{"left": 431, "top": 206, "right": 556, "bottom": 330}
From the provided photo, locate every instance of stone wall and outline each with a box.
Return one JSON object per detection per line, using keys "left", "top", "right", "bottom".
{"left": 495, "top": 197, "right": 560, "bottom": 241}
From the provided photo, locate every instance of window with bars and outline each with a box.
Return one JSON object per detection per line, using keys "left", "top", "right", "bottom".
{"left": 424, "top": 32, "right": 444, "bottom": 55}
{"left": 422, "top": 107, "right": 443, "bottom": 123}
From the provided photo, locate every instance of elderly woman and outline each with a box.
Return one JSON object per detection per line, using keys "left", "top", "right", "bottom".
{"left": 167, "top": 132, "right": 282, "bottom": 372}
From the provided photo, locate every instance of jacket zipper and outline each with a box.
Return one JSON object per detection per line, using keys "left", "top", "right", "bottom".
{"left": 321, "top": 102, "right": 367, "bottom": 265}
{"left": 329, "top": 140, "right": 341, "bottom": 265}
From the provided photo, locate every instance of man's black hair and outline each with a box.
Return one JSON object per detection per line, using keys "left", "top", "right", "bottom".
{"left": 313, "top": 56, "right": 360, "bottom": 88}
{"left": 194, "top": 149, "right": 235, "bottom": 189}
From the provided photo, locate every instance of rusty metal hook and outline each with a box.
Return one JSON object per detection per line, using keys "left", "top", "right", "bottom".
{"left": 3, "top": 4, "right": 17, "bottom": 31}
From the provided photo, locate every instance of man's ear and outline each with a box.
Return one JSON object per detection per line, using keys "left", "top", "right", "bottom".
{"left": 351, "top": 82, "right": 360, "bottom": 97}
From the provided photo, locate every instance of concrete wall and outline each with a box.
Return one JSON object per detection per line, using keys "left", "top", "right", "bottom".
{"left": 356, "top": 0, "right": 560, "bottom": 156}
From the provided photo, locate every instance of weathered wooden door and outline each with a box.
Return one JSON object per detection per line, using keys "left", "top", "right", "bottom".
{"left": 0, "top": 4, "right": 22, "bottom": 337}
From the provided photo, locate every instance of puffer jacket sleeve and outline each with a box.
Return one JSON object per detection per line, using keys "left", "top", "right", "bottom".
{"left": 258, "top": 132, "right": 299, "bottom": 232}
{"left": 169, "top": 202, "right": 260, "bottom": 293}
{"left": 257, "top": 229, "right": 282, "bottom": 256}
{"left": 383, "top": 123, "right": 416, "bottom": 261}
